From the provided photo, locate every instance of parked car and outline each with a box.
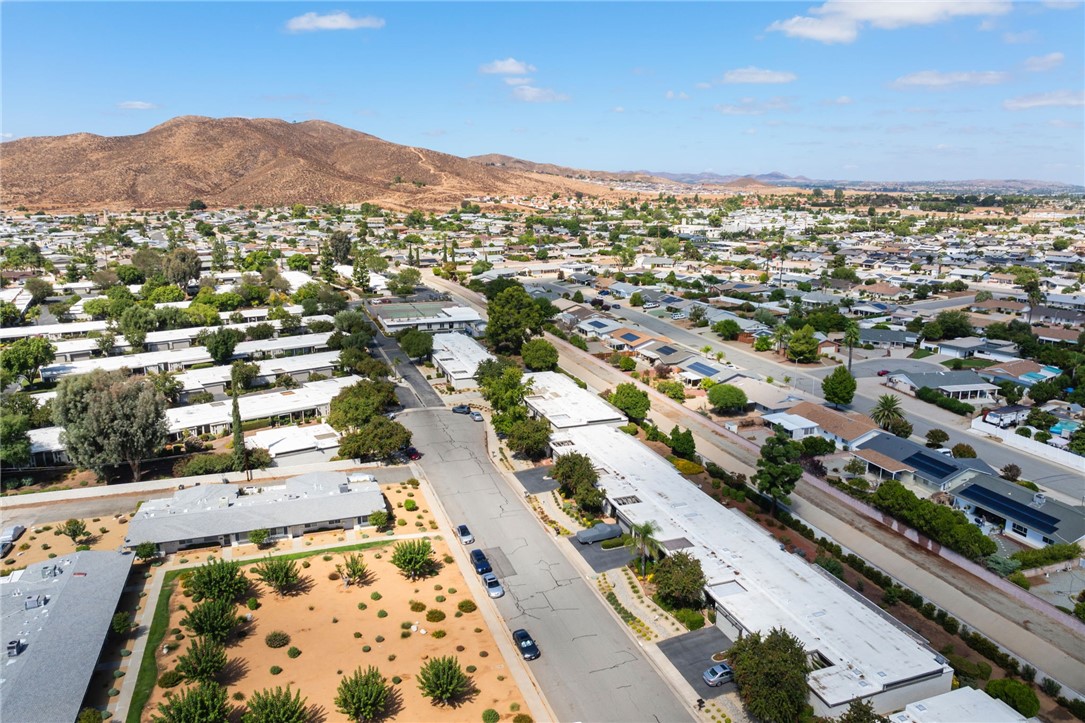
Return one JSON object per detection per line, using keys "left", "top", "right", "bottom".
{"left": 877, "top": 369, "right": 891, "bottom": 376}
{"left": 512, "top": 629, "right": 540, "bottom": 660}
{"left": 469, "top": 411, "right": 484, "bottom": 422}
{"left": 452, "top": 405, "right": 471, "bottom": 414}
{"left": 598, "top": 289, "right": 610, "bottom": 296}
{"left": 575, "top": 522, "right": 623, "bottom": 545}
{"left": 643, "top": 302, "right": 660, "bottom": 309}
{"left": 348, "top": 473, "right": 377, "bottom": 484}
{"left": 602, "top": 304, "right": 612, "bottom": 311}
{"left": 470, "top": 549, "right": 492, "bottom": 575}
{"left": 482, "top": 572, "right": 504, "bottom": 598}
{"left": 456, "top": 524, "right": 474, "bottom": 545}
{"left": 703, "top": 663, "right": 734, "bottom": 687}
{"left": 404, "top": 447, "right": 421, "bottom": 460}
{"left": 671, "top": 312, "right": 688, "bottom": 320}
{"left": 0, "top": 525, "right": 26, "bottom": 545}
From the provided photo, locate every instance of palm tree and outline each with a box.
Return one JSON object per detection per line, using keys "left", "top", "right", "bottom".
{"left": 715, "top": 351, "right": 726, "bottom": 363}
{"left": 772, "top": 324, "right": 793, "bottom": 356}
{"left": 844, "top": 321, "right": 860, "bottom": 374}
{"left": 870, "top": 394, "right": 905, "bottom": 430}
{"left": 631, "top": 520, "right": 661, "bottom": 578}
{"left": 701, "top": 345, "right": 712, "bottom": 356}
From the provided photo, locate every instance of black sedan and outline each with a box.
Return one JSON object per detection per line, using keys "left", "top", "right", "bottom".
{"left": 512, "top": 629, "right": 540, "bottom": 660}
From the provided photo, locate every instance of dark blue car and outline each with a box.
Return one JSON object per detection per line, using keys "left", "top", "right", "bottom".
{"left": 470, "top": 549, "right": 492, "bottom": 575}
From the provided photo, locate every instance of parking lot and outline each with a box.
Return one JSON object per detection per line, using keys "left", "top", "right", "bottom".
{"left": 657, "top": 626, "right": 735, "bottom": 700}
{"left": 563, "top": 536, "right": 635, "bottom": 573}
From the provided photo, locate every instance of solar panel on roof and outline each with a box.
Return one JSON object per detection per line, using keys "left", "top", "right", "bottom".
{"left": 687, "top": 362, "right": 718, "bottom": 377}
{"left": 903, "top": 451, "right": 956, "bottom": 480}
{"left": 662, "top": 295, "right": 683, "bottom": 303}
{"left": 959, "top": 484, "right": 1059, "bottom": 534}
{"left": 588, "top": 320, "right": 607, "bottom": 328}
{"left": 620, "top": 332, "right": 639, "bottom": 342}
{"left": 656, "top": 345, "right": 677, "bottom": 355}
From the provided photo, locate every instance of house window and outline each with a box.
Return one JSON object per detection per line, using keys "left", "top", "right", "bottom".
{"left": 1042, "top": 536, "right": 1055, "bottom": 545}
{"left": 1011, "top": 522, "right": 1028, "bottom": 536}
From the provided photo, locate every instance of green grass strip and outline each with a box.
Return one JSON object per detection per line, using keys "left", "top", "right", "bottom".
{"left": 126, "top": 569, "right": 181, "bottom": 723}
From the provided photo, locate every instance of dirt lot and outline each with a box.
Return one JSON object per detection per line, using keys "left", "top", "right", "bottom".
{"left": 142, "top": 535, "right": 527, "bottom": 722}
{"left": 2, "top": 512, "right": 132, "bottom": 571}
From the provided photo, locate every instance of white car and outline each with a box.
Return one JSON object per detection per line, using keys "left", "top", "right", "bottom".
{"left": 482, "top": 572, "right": 504, "bottom": 598}
{"left": 643, "top": 302, "right": 660, "bottom": 309}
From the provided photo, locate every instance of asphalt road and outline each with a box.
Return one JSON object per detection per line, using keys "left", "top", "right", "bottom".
{"left": 372, "top": 329, "right": 444, "bottom": 408}
{"left": 401, "top": 408, "right": 692, "bottom": 723}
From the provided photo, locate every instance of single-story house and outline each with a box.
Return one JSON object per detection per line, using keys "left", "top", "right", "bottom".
{"left": 860, "top": 328, "right": 918, "bottom": 349}
{"left": 761, "top": 412, "right": 820, "bottom": 440}
{"left": 925, "top": 337, "right": 1019, "bottom": 361}
{"left": 979, "top": 360, "right": 1061, "bottom": 388}
{"left": 431, "top": 332, "right": 495, "bottom": 389}
{"left": 948, "top": 471, "right": 1085, "bottom": 548}
{"left": 983, "top": 404, "right": 1030, "bottom": 428}
{"left": 787, "top": 401, "right": 880, "bottom": 448}
{"left": 886, "top": 370, "right": 999, "bottom": 403}
{"left": 853, "top": 432, "right": 994, "bottom": 492}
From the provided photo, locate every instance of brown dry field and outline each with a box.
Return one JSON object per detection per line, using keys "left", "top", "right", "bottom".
{"left": 3, "top": 513, "right": 131, "bottom": 570}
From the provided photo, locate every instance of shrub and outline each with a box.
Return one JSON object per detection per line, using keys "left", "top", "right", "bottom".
{"left": 157, "top": 670, "right": 184, "bottom": 688}
{"left": 433, "top": 630, "right": 447, "bottom": 638}
{"left": 1007, "top": 571, "right": 1031, "bottom": 590}
{"left": 287, "top": 646, "right": 301, "bottom": 659}
{"left": 457, "top": 599, "right": 477, "bottom": 613}
{"left": 514, "top": 715, "right": 534, "bottom": 723}
{"left": 377, "top": 609, "right": 388, "bottom": 618}
{"left": 1040, "top": 677, "right": 1062, "bottom": 697}
{"left": 673, "top": 608, "right": 705, "bottom": 630}
{"left": 404, "top": 499, "right": 418, "bottom": 512}
{"left": 265, "top": 631, "right": 291, "bottom": 648}
{"left": 363, "top": 645, "right": 372, "bottom": 652}
{"left": 1015, "top": 426, "right": 1032, "bottom": 438}
{"left": 246, "top": 597, "right": 259, "bottom": 610}
{"left": 410, "top": 600, "right": 427, "bottom": 612}
{"left": 601, "top": 534, "right": 632, "bottom": 550}
{"left": 371, "top": 592, "right": 382, "bottom": 600}
{"left": 1011, "top": 542, "right": 1081, "bottom": 570}
{"left": 270, "top": 666, "right": 283, "bottom": 675}
{"left": 375, "top": 635, "right": 385, "bottom": 643}
{"left": 986, "top": 679, "right": 1040, "bottom": 717}
{"left": 672, "top": 458, "right": 704, "bottom": 476}
{"left": 483, "top": 709, "right": 501, "bottom": 723}
{"left": 426, "top": 609, "right": 447, "bottom": 623}
{"left": 916, "top": 387, "right": 974, "bottom": 416}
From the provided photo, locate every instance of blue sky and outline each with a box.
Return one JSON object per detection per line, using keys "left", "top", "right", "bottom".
{"left": 3, "top": 2, "right": 1083, "bottom": 183}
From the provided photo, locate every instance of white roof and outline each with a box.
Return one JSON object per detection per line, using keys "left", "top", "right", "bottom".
{"left": 889, "top": 687, "right": 1036, "bottom": 723}
{"left": 177, "top": 350, "right": 341, "bottom": 392}
{"left": 762, "top": 412, "right": 818, "bottom": 432}
{"left": 166, "top": 375, "right": 361, "bottom": 434}
{"left": 550, "top": 425, "right": 949, "bottom": 709}
{"left": 41, "top": 346, "right": 212, "bottom": 381}
{"left": 233, "top": 331, "right": 332, "bottom": 357}
{"left": 247, "top": 423, "right": 341, "bottom": 457}
{"left": 523, "top": 371, "right": 627, "bottom": 429}
{"left": 432, "top": 333, "right": 494, "bottom": 381}
{"left": 0, "top": 319, "right": 108, "bottom": 341}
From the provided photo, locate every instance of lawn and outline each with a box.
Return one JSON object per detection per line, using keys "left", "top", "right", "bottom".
{"left": 908, "top": 348, "right": 934, "bottom": 359}
{"left": 136, "top": 537, "right": 527, "bottom": 722}
{"left": 940, "top": 358, "right": 996, "bottom": 369}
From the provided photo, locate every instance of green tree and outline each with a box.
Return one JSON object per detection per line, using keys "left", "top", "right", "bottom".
{"left": 822, "top": 366, "right": 856, "bottom": 408}
{"left": 573, "top": 290, "right": 586, "bottom": 304}
{"left": 870, "top": 394, "right": 905, "bottom": 430}
{"left": 925, "top": 429, "right": 950, "bottom": 449}
{"left": 163, "top": 248, "right": 202, "bottom": 289}
{"left": 843, "top": 321, "right": 860, "bottom": 373}
{"left": 521, "top": 338, "right": 558, "bottom": 371}
{"left": 391, "top": 538, "right": 436, "bottom": 580}
{"left": 398, "top": 329, "right": 433, "bottom": 360}
{"left": 951, "top": 443, "right": 976, "bottom": 458}
{"left": 609, "top": 383, "right": 650, "bottom": 422}
{"left": 319, "top": 242, "right": 336, "bottom": 283}
{"left": 386, "top": 267, "right": 421, "bottom": 297}
{"left": 0, "top": 411, "right": 31, "bottom": 468}
{"left": 478, "top": 363, "right": 532, "bottom": 415}
{"left": 329, "top": 230, "right": 353, "bottom": 264}
{"left": 632, "top": 520, "right": 662, "bottom": 578}
{"left": 204, "top": 328, "right": 246, "bottom": 365}
{"left": 669, "top": 425, "right": 696, "bottom": 459}
{"left": 728, "top": 628, "right": 809, "bottom": 723}
{"left": 552, "top": 451, "right": 599, "bottom": 497}
{"left": 210, "top": 238, "right": 228, "bottom": 272}
{"left": 134, "top": 541, "right": 159, "bottom": 561}
{"left": 187, "top": 559, "right": 248, "bottom": 601}
{"left": 985, "top": 679, "right": 1040, "bottom": 717}
{"left": 707, "top": 383, "right": 747, "bottom": 413}
{"left": 799, "top": 436, "right": 835, "bottom": 458}
{"left": 151, "top": 681, "right": 229, "bottom": 723}
{"left": 180, "top": 599, "right": 239, "bottom": 643}
{"left": 23, "top": 277, "right": 53, "bottom": 305}
{"left": 176, "top": 637, "right": 227, "bottom": 683}
{"left": 242, "top": 686, "right": 310, "bottom": 723}
{"left": 111, "top": 610, "right": 132, "bottom": 636}
{"left": 507, "top": 418, "right": 552, "bottom": 460}
{"left": 754, "top": 430, "right": 802, "bottom": 514}
{"left": 252, "top": 556, "right": 302, "bottom": 595}
{"left": 117, "top": 305, "right": 157, "bottom": 351}
{"left": 1, "top": 337, "right": 56, "bottom": 383}
{"left": 367, "top": 509, "right": 389, "bottom": 530}
{"left": 837, "top": 697, "right": 890, "bottom": 723}
{"left": 652, "top": 550, "right": 705, "bottom": 609}
{"left": 417, "top": 656, "right": 474, "bottom": 705}
{"left": 786, "top": 324, "right": 820, "bottom": 364}
{"left": 286, "top": 254, "right": 311, "bottom": 272}
{"left": 231, "top": 387, "right": 247, "bottom": 473}
{"left": 339, "top": 553, "right": 369, "bottom": 586}
{"left": 53, "top": 369, "right": 168, "bottom": 480}
{"left": 59, "top": 518, "right": 89, "bottom": 543}
{"left": 328, "top": 380, "right": 398, "bottom": 431}
{"left": 712, "top": 319, "right": 741, "bottom": 340}
{"left": 486, "top": 285, "right": 543, "bottom": 354}
{"left": 336, "top": 666, "right": 392, "bottom": 722}
{"left": 338, "top": 417, "right": 412, "bottom": 461}
{"left": 248, "top": 528, "right": 269, "bottom": 548}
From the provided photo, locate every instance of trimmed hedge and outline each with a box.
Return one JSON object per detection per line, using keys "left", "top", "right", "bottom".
{"left": 916, "top": 387, "right": 975, "bottom": 416}
{"left": 1011, "top": 542, "right": 1082, "bottom": 570}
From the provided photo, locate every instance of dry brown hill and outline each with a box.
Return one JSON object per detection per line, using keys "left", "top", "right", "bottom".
{"left": 470, "top": 153, "right": 677, "bottom": 185}
{"left": 0, "top": 116, "right": 608, "bottom": 212}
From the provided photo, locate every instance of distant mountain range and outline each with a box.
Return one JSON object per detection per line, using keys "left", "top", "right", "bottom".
{"left": 2, "top": 116, "right": 1079, "bottom": 212}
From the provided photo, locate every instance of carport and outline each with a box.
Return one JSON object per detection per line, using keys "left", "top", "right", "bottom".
{"left": 657, "top": 626, "right": 734, "bottom": 700}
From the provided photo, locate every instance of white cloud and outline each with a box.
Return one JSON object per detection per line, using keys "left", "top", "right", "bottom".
{"left": 1048, "top": 118, "right": 1082, "bottom": 128}
{"left": 722, "top": 66, "right": 797, "bottom": 84}
{"left": 695, "top": 82, "right": 712, "bottom": 90}
{"left": 892, "top": 70, "right": 1009, "bottom": 89}
{"left": 285, "top": 12, "right": 384, "bottom": 32}
{"left": 503, "top": 77, "right": 533, "bottom": 86}
{"left": 512, "top": 85, "right": 568, "bottom": 103}
{"left": 612, "top": 106, "right": 625, "bottom": 113}
{"left": 767, "top": 0, "right": 1011, "bottom": 44}
{"left": 1024, "top": 52, "right": 1064, "bottom": 71}
{"left": 715, "top": 97, "right": 793, "bottom": 115}
{"left": 480, "top": 58, "right": 536, "bottom": 75}
{"left": 1003, "top": 90, "right": 1085, "bottom": 110}
{"left": 665, "top": 90, "right": 690, "bottom": 100}
{"left": 117, "top": 100, "right": 158, "bottom": 110}
{"left": 0, "top": 133, "right": 13, "bottom": 140}
{"left": 823, "top": 95, "right": 853, "bottom": 105}
{"left": 1003, "top": 30, "right": 1038, "bottom": 44}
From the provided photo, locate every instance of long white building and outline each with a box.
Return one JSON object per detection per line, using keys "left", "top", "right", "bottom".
{"left": 551, "top": 424, "right": 953, "bottom": 717}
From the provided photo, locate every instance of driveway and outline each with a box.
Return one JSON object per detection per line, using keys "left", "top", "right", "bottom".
{"left": 564, "top": 536, "right": 635, "bottom": 573}
{"left": 372, "top": 331, "right": 443, "bottom": 408}
{"left": 657, "top": 626, "right": 735, "bottom": 700}
{"left": 845, "top": 357, "right": 944, "bottom": 379}
{"left": 514, "top": 467, "right": 559, "bottom": 495}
